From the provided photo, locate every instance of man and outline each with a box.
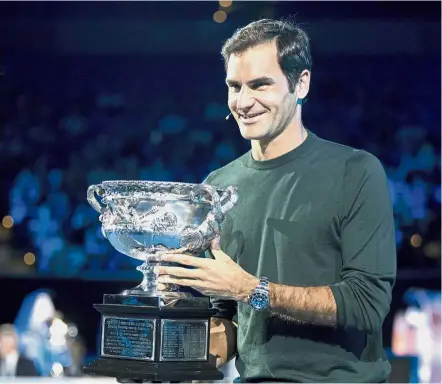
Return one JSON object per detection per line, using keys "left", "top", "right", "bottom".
{"left": 157, "top": 18, "right": 397, "bottom": 383}
{"left": 0, "top": 324, "right": 39, "bottom": 377}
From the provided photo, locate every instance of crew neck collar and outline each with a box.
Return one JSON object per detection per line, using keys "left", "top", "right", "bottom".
{"left": 246, "top": 129, "right": 316, "bottom": 170}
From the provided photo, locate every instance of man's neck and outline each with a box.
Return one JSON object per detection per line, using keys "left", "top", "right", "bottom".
{"left": 251, "top": 122, "right": 307, "bottom": 161}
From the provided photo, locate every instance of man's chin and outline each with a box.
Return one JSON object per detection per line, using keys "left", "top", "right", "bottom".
{"left": 239, "top": 124, "right": 267, "bottom": 141}
{"left": 240, "top": 133, "right": 262, "bottom": 141}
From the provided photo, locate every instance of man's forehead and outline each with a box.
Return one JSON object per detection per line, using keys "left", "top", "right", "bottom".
{"left": 226, "top": 42, "right": 279, "bottom": 80}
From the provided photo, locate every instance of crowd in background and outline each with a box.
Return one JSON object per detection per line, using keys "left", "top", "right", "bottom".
{"left": 0, "top": 55, "right": 440, "bottom": 276}
{"left": 0, "top": 290, "right": 85, "bottom": 378}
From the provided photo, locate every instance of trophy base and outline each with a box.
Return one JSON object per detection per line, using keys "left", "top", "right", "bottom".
{"left": 83, "top": 294, "right": 223, "bottom": 382}
{"left": 84, "top": 357, "right": 223, "bottom": 382}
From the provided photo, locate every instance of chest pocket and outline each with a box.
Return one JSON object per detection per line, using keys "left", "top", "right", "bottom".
{"left": 265, "top": 204, "right": 340, "bottom": 285}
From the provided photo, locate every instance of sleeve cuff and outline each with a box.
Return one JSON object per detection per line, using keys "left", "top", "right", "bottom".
{"left": 329, "top": 283, "right": 346, "bottom": 328}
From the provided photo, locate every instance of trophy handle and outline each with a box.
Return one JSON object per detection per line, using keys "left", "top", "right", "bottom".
{"left": 87, "top": 184, "right": 106, "bottom": 213}
{"left": 180, "top": 184, "right": 238, "bottom": 251}
{"left": 191, "top": 184, "right": 238, "bottom": 217}
{"left": 219, "top": 185, "right": 238, "bottom": 215}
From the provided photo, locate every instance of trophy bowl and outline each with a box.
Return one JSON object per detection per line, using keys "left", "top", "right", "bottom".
{"left": 87, "top": 180, "right": 238, "bottom": 298}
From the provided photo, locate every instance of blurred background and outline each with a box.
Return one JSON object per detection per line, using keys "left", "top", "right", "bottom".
{"left": 0, "top": 1, "right": 440, "bottom": 383}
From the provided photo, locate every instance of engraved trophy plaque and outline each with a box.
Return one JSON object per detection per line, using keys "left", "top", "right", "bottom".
{"left": 82, "top": 181, "right": 238, "bottom": 382}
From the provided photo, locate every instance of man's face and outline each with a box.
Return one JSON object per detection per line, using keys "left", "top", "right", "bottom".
{"left": 0, "top": 334, "right": 17, "bottom": 357}
{"left": 226, "top": 41, "right": 299, "bottom": 141}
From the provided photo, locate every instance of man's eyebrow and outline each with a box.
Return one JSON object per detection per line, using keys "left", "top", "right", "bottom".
{"left": 226, "top": 79, "right": 240, "bottom": 87}
{"left": 248, "top": 76, "right": 275, "bottom": 86}
{"left": 225, "top": 77, "right": 275, "bottom": 87}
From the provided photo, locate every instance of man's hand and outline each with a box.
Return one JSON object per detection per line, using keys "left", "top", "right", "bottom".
{"left": 156, "top": 238, "right": 258, "bottom": 302}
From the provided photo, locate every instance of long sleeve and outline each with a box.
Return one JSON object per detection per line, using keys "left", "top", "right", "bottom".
{"left": 329, "top": 150, "right": 397, "bottom": 334}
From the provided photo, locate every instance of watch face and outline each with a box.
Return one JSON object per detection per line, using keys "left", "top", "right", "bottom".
{"left": 250, "top": 292, "right": 269, "bottom": 311}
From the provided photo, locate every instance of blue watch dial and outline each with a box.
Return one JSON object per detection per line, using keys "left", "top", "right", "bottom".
{"left": 250, "top": 291, "right": 269, "bottom": 311}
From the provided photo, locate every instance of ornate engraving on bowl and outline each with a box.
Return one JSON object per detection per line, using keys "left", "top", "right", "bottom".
{"left": 99, "top": 202, "right": 178, "bottom": 236}
{"left": 89, "top": 181, "right": 237, "bottom": 253}
{"left": 152, "top": 211, "right": 178, "bottom": 235}
{"left": 179, "top": 226, "right": 204, "bottom": 251}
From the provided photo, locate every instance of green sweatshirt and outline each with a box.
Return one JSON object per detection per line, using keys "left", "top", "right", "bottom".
{"left": 205, "top": 130, "right": 397, "bottom": 383}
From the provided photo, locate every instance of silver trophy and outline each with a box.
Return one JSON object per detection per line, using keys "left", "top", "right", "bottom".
{"left": 87, "top": 180, "right": 238, "bottom": 297}
{"left": 83, "top": 180, "right": 237, "bottom": 381}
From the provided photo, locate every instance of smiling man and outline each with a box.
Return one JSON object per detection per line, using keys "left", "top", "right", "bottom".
{"left": 157, "top": 19, "right": 397, "bottom": 383}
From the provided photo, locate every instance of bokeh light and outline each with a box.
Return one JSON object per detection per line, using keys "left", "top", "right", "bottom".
{"left": 2, "top": 215, "right": 14, "bottom": 229}
{"left": 213, "top": 10, "right": 227, "bottom": 23}
{"left": 24, "top": 252, "right": 36, "bottom": 265}
{"left": 219, "top": 0, "right": 232, "bottom": 8}
{"left": 423, "top": 241, "right": 441, "bottom": 259}
{"left": 410, "top": 234, "right": 423, "bottom": 248}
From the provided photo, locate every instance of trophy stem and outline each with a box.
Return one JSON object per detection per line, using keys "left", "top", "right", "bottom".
{"left": 122, "top": 259, "right": 190, "bottom": 298}
{"left": 137, "top": 260, "right": 157, "bottom": 293}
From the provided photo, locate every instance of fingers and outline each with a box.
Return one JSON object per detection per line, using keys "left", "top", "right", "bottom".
{"left": 162, "top": 247, "right": 188, "bottom": 254}
{"left": 156, "top": 266, "right": 203, "bottom": 279}
{"left": 157, "top": 275, "right": 204, "bottom": 289}
{"left": 157, "top": 278, "right": 235, "bottom": 300}
{"left": 158, "top": 253, "right": 208, "bottom": 268}
{"left": 157, "top": 282, "right": 168, "bottom": 291}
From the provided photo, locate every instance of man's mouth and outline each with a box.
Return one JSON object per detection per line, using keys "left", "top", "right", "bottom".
{"left": 238, "top": 112, "right": 266, "bottom": 124}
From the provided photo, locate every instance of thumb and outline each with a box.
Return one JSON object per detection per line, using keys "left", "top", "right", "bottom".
{"left": 210, "top": 236, "right": 221, "bottom": 251}
{"left": 210, "top": 237, "right": 230, "bottom": 261}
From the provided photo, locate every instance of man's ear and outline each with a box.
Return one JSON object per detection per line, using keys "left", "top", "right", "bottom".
{"left": 297, "top": 69, "right": 311, "bottom": 101}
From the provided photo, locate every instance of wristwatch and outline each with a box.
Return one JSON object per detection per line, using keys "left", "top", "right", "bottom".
{"left": 248, "top": 276, "right": 270, "bottom": 311}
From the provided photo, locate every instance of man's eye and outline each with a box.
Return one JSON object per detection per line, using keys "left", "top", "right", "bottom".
{"left": 254, "top": 82, "right": 268, "bottom": 89}
{"left": 229, "top": 85, "right": 240, "bottom": 93}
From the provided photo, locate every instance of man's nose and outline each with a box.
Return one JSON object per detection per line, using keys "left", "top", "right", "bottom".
{"left": 236, "top": 87, "right": 254, "bottom": 112}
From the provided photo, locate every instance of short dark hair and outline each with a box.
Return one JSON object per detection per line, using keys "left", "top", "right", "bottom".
{"left": 221, "top": 18, "right": 312, "bottom": 93}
